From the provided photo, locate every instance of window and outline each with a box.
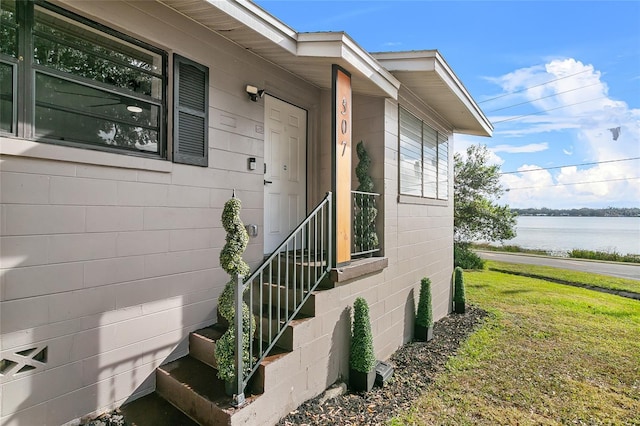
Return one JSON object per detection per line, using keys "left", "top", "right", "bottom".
{"left": 399, "top": 107, "right": 449, "bottom": 200}
{"left": 1, "top": 0, "right": 17, "bottom": 133}
{"left": 0, "top": 1, "right": 209, "bottom": 166}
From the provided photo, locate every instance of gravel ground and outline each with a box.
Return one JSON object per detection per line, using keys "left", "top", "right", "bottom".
{"left": 278, "top": 305, "right": 488, "bottom": 426}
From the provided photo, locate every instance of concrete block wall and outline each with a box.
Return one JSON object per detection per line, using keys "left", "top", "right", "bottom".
{"left": 351, "top": 94, "right": 455, "bottom": 334}
{"left": 0, "top": 1, "right": 320, "bottom": 425}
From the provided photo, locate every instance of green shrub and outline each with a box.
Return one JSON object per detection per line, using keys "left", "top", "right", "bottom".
{"left": 568, "top": 249, "right": 640, "bottom": 264}
{"left": 416, "top": 277, "right": 433, "bottom": 328}
{"left": 454, "top": 267, "right": 466, "bottom": 314}
{"left": 350, "top": 297, "right": 376, "bottom": 373}
{"left": 219, "top": 196, "right": 250, "bottom": 277}
{"left": 215, "top": 194, "right": 255, "bottom": 383}
{"left": 454, "top": 243, "right": 485, "bottom": 270}
{"left": 215, "top": 304, "right": 254, "bottom": 382}
{"left": 471, "top": 243, "right": 550, "bottom": 256}
{"left": 354, "top": 141, "right": 379, "bottom": 252}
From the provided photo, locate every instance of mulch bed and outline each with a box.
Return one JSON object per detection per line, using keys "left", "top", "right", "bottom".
{"left": 278, "top": 305, "right": 488, "bottom": 426}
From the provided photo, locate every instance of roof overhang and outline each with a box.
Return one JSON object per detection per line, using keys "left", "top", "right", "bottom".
{"left": 372, "top": 50, "right": 493, "bottom": 137}
{"left": 157, "top": 1, "right": 491, "bottom": 137}
{"left": 158, "top": 0, "right": 400, "bottom": 98}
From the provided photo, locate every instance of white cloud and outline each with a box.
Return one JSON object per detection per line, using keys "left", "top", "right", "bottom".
{"left": 492, "top": 143, "right": 548, "bottom": 153}
{"left": 484, "top": 58, "right": 640, "bottom": 208}
{"left": 500, "top": 159, "right": 640, "bottom": 208}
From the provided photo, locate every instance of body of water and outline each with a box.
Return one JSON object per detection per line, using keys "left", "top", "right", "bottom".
{"left": 503, "top": 216, "right": 640, "bottom": 255}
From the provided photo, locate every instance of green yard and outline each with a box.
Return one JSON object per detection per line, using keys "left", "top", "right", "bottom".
{"left": 487, "top": 260, "right": 640, "bottom": 295}
{"left": 392, "top": 267, "right": 640, "bottom": 425}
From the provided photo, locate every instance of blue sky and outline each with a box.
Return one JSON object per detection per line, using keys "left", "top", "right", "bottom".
{"left": 255, "top": 1, "right": 640, "bottom": 209}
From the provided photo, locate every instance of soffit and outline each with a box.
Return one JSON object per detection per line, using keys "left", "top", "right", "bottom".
{"left": 372, "top": 51, "right": 493, "bottom": 137}
{"left": 157, "top": 0, "right": 400, "bottom": 98}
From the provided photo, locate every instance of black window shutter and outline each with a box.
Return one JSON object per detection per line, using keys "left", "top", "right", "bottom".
{"left": 173, "top": 54, "right": 209, "bottom": 166}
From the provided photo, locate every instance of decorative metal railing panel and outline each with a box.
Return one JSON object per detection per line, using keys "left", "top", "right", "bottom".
{"left": 233, "top": 192, "right": 332, "bottom": 402}
{"left": 351, "top": 190, "right": 380, "bottom": 257}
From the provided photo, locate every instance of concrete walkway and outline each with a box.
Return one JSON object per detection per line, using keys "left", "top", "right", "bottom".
{"left": 477, "top": 251, "right": 640, "bottom": 281}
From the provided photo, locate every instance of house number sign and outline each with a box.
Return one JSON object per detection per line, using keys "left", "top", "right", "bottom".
{"left": 341, "top": 97, "right": 348, "bottom": 156}
{"left": 333, "top": 65, "right": 352, "bottom": 265}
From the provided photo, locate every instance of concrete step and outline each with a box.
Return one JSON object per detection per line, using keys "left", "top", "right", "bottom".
{"left": 156, "top": 355, "right": 241, "bottom": 426}
{"left": 251, "top": 281, "right": 317, "bottom": 317}
{"left": 258, "top": 307, "right": 314, "bottom": 352}
{"left": 262, "top": 255, "right": 328, "bottom": 286}
{"left": 120, "top": 392, "right": 199, "bottom": 426}
{"left": 189, "top": 323, "right": 226, "bottom": 369}
{"left": 189, "top": 324, "right": 291, "bottom": 395}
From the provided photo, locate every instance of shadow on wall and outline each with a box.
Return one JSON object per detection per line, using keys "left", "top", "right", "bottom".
{"left": 0, "top": 143, "right": 223, "bottom": 425}
{"left": 0, "top": 231, "right": 202, "bottom": 425}
{"left": 327, "top": 307, "right": 351, "bottom": 385}
{"left": 404, "top": 289, "right": 417, "bottom": 343}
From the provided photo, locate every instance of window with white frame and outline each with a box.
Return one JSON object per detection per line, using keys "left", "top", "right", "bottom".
{"left": 399, "top": 107, "right": 449, "bottom": 200}
{"left": 0, "top": 0, "right": 209, "bottom": 166}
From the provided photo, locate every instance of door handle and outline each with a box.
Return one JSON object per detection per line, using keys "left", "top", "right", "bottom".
{"left": 264, "top": 180, "right": 273, "bottom": 185}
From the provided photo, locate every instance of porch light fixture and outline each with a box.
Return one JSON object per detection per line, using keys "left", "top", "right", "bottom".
{"left": 246, "top": 84, "right": 264, "bottom": 102}
{"left": 126, "top": 105, "right": 143, "bottom": 113}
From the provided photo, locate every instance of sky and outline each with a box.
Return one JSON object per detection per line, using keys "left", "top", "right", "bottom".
{"left": 254, "top": 1, "right": 640, "bottom": 209}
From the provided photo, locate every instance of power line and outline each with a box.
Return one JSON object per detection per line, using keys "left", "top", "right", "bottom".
{"left": 479, "top": 69, "right": 592, "bottom": 104}
{"left": 492, "top": 96, "right": 607, "bottom": 124}
{"left": 487, "top": 82, "right": 601, "bottom": 113}
{"left": 500, "top": 157, "right": 640, "bottom": 175}
{"left": 506, "top": 176, "right": 640, "bottom": 191}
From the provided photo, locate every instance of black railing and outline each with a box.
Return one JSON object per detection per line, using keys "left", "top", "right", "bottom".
{"left": 351, "top": 190, "right": 380, "bottom": 257}
{"left": 232, "top": 192, "right": 333, "bottom": 406}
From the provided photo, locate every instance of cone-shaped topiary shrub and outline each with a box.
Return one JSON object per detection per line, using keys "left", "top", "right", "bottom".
{"left": 354, "top": 141, "right": 378, "bottom": 254}
{"left": 415, "top": 277, "right": 434, "bottom": 341}
{"left": 349, "top": 297, "right": 376, "bottom": 392}
{"left": 215, "top": 194, "right": 256, "bottom": 386}
{"left": 454, "top": 266, "right": 466, "bottom": 314}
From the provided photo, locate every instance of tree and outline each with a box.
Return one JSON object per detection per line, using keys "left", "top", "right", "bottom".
{"left": 454, "top": 144, "right": 517, "bottom": 244}
{"left": 454, "top": 144, "right": 516, "bottom": 268}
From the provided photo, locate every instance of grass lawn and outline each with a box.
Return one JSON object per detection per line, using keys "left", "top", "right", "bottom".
{"left": 391, "top": 268, "right": 640, "bottom": 425}
{"left": 487, "top": 260, "right": 640, "bottom": 295}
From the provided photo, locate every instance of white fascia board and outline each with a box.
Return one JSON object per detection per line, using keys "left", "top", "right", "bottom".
{"left": 374, "top": 50, "right": 493, "bottom": 135}
{"left": 198, "top": 2, "right": 400, "bottom": 98}
{"left": 205, "top": 0, "right": 298, "bottom": 53}
{"left": 297, "top": 32, "right": 400, "bottom": 99}
{"left": 431, "top": 53, "right": 493, "bottom": 136}
{"left": 372, "top": 50, "right": 438, "bottom": 72}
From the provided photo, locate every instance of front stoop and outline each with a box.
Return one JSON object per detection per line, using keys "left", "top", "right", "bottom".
{"left": 120, "top": 257, "right": 387, "bottom": 425}
{"left": 121, "top": 293, "right": 325, "bottom": 425}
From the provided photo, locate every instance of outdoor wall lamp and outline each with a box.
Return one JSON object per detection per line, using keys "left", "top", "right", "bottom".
{"left": 246, "top": 85, "right": 265, "bottom": 102}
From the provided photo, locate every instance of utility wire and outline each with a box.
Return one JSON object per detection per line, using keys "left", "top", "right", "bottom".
{"left": 479, "top": 69, "right": 591, "bottom": 104}
{"left": 492, "top": 96, "right": 607, "bottom": 124}
{"left": 506, "top": 176, "right": 639, "bottom": 191}
{"left": 487, "top": 82, "right": 601, "bottom": 113}
{"left": 500, "top": 157, "right": 640, "bottom": 175}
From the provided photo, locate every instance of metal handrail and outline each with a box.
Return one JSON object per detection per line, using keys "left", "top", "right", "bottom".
{"left": 233, "top": 192, "right": 333, "bottom": 403}
{"left": 351, "top": 190, "right": 380, "bottom": 257}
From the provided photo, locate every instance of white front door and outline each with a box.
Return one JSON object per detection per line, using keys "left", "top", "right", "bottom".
{"left": 263, "top": 95, "right": 307, "bottom": 254}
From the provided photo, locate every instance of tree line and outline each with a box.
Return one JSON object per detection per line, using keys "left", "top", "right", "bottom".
{"left": 512, "top": 207, "right": 640, "bottom": 217}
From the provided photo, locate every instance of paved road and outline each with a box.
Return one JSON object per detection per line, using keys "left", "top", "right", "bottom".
{"left": 477, "top": 251, "right": 640, "bottom": 281}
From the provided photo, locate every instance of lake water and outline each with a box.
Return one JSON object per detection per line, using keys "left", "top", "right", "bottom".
{"left": 499, "top": 216, "right": 640, "bottom": 255}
